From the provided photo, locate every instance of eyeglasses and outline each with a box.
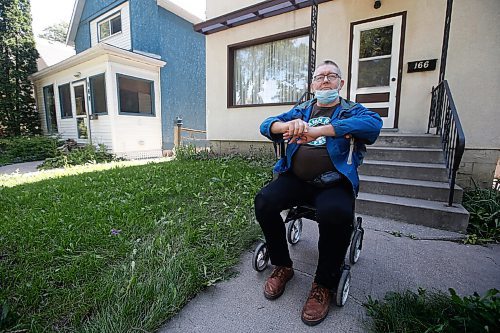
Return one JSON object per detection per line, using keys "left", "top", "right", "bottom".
{"left": 313, "top": 73, "right": 341, "bottom": 82}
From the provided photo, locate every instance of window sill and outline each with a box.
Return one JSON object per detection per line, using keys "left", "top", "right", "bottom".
{"left": 228, "top": 102, "right": 296, "bottom": 109}
{"left": 118, "top": 112, "right": 156, "bottom": 117}
{"left": 99, "top": 31, "right": 123, "bottom": 43}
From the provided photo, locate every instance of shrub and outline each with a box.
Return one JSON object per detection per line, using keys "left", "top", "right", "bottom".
{"left": 462, "top": 185, "right": 500, "bottom": 244}
{"left": 0, "top": 136, "right": 60, "bottom": 166}
{"left": 38, "top": 144, "right": 123, "bottom": 170}
{"left": 364, "top": 288, "right": 500, "bottom": 333}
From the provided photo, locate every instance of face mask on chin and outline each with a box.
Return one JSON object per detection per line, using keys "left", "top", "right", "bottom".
{"left": 315, "top": 89, "right": 339, "bottom": 105}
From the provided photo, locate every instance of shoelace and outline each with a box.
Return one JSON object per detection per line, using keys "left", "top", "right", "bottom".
{"left": 309, "top": 285, "right": 327, "bottom": 304}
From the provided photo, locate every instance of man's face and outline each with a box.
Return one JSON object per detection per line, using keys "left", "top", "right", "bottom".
{"left": 311, "top": 64, "right": 344, "bottom": 92}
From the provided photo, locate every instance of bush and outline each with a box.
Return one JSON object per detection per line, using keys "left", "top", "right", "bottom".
{"left": 0, "top": 136, "right": 60, "bottom": 166}
{"left": 364, "top": 288, "right": 500, "bottom": 333}
{"left": 38, "top": 144, "right": 123, "bottom": 170}
{"left": 462, "top": 185, "right": 500, "bottom": 244}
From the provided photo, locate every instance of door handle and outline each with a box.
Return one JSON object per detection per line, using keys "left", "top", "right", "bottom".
{"left": 391, "top": 77, "right": 396, "bottom": 82}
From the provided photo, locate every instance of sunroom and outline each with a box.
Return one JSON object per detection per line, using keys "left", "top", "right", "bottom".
{"left": 30, "top": 43, "right": 166, "bottom": 159}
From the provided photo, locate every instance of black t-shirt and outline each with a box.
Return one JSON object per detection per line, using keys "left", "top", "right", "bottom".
{"left": 291, "top": 104, "right": 338, "bottom": 181}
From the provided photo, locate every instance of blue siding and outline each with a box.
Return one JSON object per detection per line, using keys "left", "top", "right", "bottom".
{"left": 73, "top": 0, "right": 206, "bottom": 149}
{"left": 74, "top": 0, "right": 128, "bottom": 53}
{"left": 131, "top": 0, "right": 206, "bottom": 149}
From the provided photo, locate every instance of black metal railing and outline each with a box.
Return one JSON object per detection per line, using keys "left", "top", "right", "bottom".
{"left": 427, "top": 80, "right": 465, "bottom": 206}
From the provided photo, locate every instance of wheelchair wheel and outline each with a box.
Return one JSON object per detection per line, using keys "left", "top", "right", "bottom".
{"left": 334, "top": 267, "right": 351, "bottom": 307}
{"left": 252, "top": 241, "right": 269, "bottom": 272}
{"left": 349, "top": 229, "right": 363, "bottom": 265}
{"left": 286, "top": 218, "right": 303, "bottom": 245}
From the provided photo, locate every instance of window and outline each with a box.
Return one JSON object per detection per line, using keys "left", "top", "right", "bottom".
{"left": 89, "top": 74, "right": 107, "bottom": 114}
{"left": 117, "top": 74, "right": 154, "bottom": 115}
{"left": 43, "top": 85, "right": 58, "bottom": 133}
{"left": 58, "top": 83, "right": 72, "bottom": 118}
{"left": 229, "top": 29, "right": 309, "bottom": 107}
{"left": 98, "top": 13, "right": 122, "bottom": 41}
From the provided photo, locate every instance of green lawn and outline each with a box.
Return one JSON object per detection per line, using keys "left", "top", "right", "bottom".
{"left": 0, "top": 157, "right": 270, "bottom": 332}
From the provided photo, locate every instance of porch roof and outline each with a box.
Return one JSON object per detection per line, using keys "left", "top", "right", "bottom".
{"left": 194, "top": 0, "right": 331, "bottom": 35}
{"left": 30, "top": 43, "right": 166, "bottom": 81}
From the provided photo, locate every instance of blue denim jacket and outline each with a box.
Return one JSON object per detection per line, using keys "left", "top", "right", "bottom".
{"left": 260, "top": 97, "right": 383, "bottom": 195}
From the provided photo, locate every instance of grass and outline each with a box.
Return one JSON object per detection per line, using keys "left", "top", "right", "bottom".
{"left": 0, "top": 156, "right": 270, "bottom": 332}
{"left": 364, "top": 288, "right": 500, "bottom": 333}
{"left": 462, "top": 185, "right": 500, "bottom": 244}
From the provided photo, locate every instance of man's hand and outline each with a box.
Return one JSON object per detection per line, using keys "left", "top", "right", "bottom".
{"left": 271, "top": 119, "right": 309, "bottom": 142}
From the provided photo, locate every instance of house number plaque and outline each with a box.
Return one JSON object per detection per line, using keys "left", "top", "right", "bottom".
{"left": 407, "top": 59, "right": 437, "bottom": 73}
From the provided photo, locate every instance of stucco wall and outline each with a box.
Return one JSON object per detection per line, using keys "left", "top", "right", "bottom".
{"left": 75, "top": 0, "right": 128, "bottom": 53}
{"left": 446, "top": 0, "right": 500, "bottom": 186}
{"left": 205, "top": 0, "right": 446, "bottom": 142}
{"left": 131, "top": 0, "right": 206, "bottom": 149}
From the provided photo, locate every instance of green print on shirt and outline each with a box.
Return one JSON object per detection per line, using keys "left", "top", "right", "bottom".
{"left": 308, "top": 116, "right": 331, "bottom": 146}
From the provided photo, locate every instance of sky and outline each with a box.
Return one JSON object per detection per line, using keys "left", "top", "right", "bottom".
{"left": 30, "top": 0, "right": 206, "bottom": 36}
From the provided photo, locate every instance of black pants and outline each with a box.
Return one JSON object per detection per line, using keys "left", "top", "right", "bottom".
{"left": 254, "top": 172, "right": 354, "bottom": 289}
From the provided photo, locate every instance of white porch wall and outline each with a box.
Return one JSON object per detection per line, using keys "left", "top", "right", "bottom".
{"left": 107, "top": 59, "right": 162, "bottom": 157}
{"left": 205, "top": 0, "right": 446, "bottom": 142}
{"left": 34, "top": 55, "right": 162, "bottom": 156}
{"left": 34, "top": 55, "right": 113, "bottom": 148}
{"left": 90, "top": 2, "right": 131, "bottom": 50}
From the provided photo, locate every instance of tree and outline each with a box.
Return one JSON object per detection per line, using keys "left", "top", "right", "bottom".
{"left": 38, "top": 21, "right": 68, "bottom": 43}
{"left": 0, "top": 0, "right": 40, "bottom": 137}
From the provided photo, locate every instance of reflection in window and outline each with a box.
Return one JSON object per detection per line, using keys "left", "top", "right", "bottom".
{"left": 358, "top": 58, "right": 391, "bottom": 88}
{"left": 43, "top": 85, "right": 58, "bottom": 134}
{"left": 90, "top": 74, "right": 107, "bottom": 114}
{"left": 74, "top": 85, "right": 86, "bottom": 116}
{"left": 77, "top": 118, "right": 88, "bottom": 139}
{"left": 117, "top": 75, "right": 154, "bottom": 115}
{"left": 58, "top": 83, "right": 72, "bottom": 118}
{"left": 232, "top": 34, "right": 309, "bottom": 105}
{"left": 359, "top": 26, "right": 393, "bottom": 59}
{"left": 99, "top": 14, "right": 122, "bottom": 40}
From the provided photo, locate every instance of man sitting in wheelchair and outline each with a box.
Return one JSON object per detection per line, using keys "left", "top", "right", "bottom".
{"left": 254, "top": 59, "right": 382, "bottom": 326}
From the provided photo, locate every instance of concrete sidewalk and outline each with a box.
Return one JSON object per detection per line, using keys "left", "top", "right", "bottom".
{"left": 161, "top": 215, "right": 500, "bottom": 333}
{"left": 0, "top": 160, "right": 44, "bottom": 175}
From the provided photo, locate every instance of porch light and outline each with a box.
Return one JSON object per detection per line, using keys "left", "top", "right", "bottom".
{"left": 374, "top": 0, "right": 381, "bottom": 9}
{"left": 175, "top": 116, "right": 183, "bottom": 127}
{"left": 74, "top": 71, "right": 81, "bottom": 78}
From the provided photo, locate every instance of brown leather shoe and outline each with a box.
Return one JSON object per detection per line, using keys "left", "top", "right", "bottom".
{"left": 263, "top": 266, "right": 294, "bottom": 300}
{"left": 301, "top": 282, "right": 331, "bottom": 326}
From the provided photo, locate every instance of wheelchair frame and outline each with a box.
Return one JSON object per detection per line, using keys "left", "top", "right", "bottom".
{"left": 252, "top": 142, "right": 365, "bottom": 307}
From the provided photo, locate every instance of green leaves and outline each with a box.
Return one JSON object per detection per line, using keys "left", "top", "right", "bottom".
{"left": 364, "top": 288, "right": 500, "bottom": 333}
{"left": 463, "top": 186, "right": 500, "bottom": 244}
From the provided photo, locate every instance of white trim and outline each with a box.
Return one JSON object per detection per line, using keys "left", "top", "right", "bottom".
{"left": 66, "top": 0, "right": 85, "bottom": 46}
{"left": 157, "top": 0, "right": 203, "bottom": 24}
{"left": 30, "top": 44, "right": 166, "bottom": 81}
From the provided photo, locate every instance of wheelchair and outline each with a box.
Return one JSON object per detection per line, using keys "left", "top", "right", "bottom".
{"left": 251, "top": 143, "right": 365, "bottom": 307}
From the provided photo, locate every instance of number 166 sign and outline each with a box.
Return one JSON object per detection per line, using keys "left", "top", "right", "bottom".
{"left": 407, "top": 59, "right": 437, "bottom": 73}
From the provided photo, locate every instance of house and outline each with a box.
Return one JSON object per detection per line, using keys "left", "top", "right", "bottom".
{"left": 194, "top": 0, "right": 499, "bottom": 231}
{"left": 30, "top": 0, "right": 206, "bottom": 159}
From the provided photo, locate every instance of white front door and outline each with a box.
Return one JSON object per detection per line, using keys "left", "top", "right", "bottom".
{"left": 72, "top": 82, "right": 89, "bottom": 142}
{"left": 350, "top": 15, "right": 403, "bottom": 128}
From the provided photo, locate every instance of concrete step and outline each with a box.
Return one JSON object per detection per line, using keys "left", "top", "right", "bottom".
{"left": 356, "top": 192, "right": 470, "bottom": 232}
{"left": 375, "top": 133, "right": 442, "bottom": 148}
{"left": 359, "top": 160, "right": 449, "bottom": 182}
{"left": 367, "top": 146, "right": 444, "bottom": 163}
{"left": 359, "top": 175, "right": 463, "bottom": 203}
